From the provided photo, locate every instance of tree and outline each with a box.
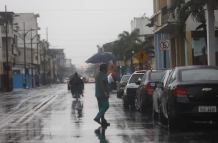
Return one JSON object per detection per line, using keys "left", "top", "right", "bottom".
{"left": 125, "top": 40, "right": 154, "bottom": 63}
{"left": 168, "top": 0, "right": 207, "bottom": 44}
{"left": 111, "top": 29, "right": 141, "bottom": 65}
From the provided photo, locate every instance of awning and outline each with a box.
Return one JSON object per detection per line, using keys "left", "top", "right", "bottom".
{"left": 149, "top": 11, "right": 161, "bottom": 20}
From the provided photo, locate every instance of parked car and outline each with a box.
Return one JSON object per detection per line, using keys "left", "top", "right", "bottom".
{"left": 135, "top": 70, "right": 165, "bottom": 113}
{"left": 89, "top": 78, "right": 95, "bottom": 83}
{"left": 117, "top": 75, "right": 131, "bottom": 98}
{"left": 158, "top": 66, "right": 218, "bottom": 130}
{"left": 123, "top": 70, "right": 146, "bottom": 108}
{"left": 152, "top": 70, "right": 172, "bottom": 121}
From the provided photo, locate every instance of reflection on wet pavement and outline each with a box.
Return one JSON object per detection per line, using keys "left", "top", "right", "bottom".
{"left": 0, "top": 84, "right": 217, "bottom": 143}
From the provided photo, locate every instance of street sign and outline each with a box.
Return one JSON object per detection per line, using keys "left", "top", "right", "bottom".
{"left": 160, "top": 40, "right": 170, "bottom": 50}
{"left": 135, "top": 50, "right": 148, "bottom": 64}
{"left": 116, "top": 61, "right": 122, "bottom": 66}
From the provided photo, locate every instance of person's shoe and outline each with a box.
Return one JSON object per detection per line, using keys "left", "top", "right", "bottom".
{"left": 101, "top": 122, "right": 110, "bottom": 126}
{"left": 94, "top": 119, "right": 101, "bottom": 124}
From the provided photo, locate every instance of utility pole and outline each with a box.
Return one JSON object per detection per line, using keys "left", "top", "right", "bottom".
{"left": 164, "top": 50, "right": 166, "bottom": 68}
{"left": 31, "top": 30, "right": 34, "bottom": 88}
{"left": 5, "top": 6, "right": 9, "bottom": 91}
{"left": 44, "top": 42, "right": 46, "bottom": 85}
{"left": 23, "top": 22, "right": 27, "bottom": 88}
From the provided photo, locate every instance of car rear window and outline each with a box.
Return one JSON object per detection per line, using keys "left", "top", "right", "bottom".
{"left": 122, "top": 76, "right": 130, "bottom": 81}
{"left": 129, "top": 74, "right": 144, "bottom": 83}
{"left": 182, "top": 69, "right": 218, "bottom": 81}
{"left": 150, "top": 72, "right": 165, "bottom": 80}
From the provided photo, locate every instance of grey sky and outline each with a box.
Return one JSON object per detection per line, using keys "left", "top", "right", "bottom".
{"left": 1, "top": 0, "right": 153, "bottom": 67}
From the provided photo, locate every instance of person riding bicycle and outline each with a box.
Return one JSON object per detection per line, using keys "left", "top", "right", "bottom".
{"left": 69, "top": 72, "right": 84, "bottom": 98}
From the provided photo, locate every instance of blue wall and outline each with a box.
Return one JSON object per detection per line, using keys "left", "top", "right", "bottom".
{"left": 13, "top": 74, "right": 25, "bottom": 88}
{"left": 154, "top": 34, "right": 171, "bottom": 69}
{"left": 13, "top": 74, "right": 35, "bottom": 89}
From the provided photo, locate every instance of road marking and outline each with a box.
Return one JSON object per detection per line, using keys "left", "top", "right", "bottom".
{"left": 23, "top": 96, "right": 56, "bottom": 123}
{"left": 15, "top": 95, "right": 56, "bottom": 124}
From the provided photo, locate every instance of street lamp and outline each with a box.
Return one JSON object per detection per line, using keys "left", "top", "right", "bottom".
{"left": 21, "top": 25, "right": 35, "bottom": 88}
{"left": 131, "top": 51, "right": 135, "bottom": 73}
{"left": 30, "top": 30, "right": 39, "bottom": 88}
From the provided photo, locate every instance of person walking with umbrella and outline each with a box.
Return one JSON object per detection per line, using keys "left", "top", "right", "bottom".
{"left": 94, "top": 64, "right": 110, "bottom": 126}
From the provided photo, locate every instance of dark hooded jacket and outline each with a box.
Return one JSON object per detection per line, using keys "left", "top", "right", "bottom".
{"left": 69, "top": 73, "right": 84, "bottom": 94}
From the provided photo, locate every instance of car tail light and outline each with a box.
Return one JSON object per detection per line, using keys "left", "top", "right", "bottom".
{"left": 173, "top": 86, "right": 187, "bottom": 97}
{"left": 94, "top": 79, "right": 95, "bottom": 82}
{"left": 67, "top": 81, "right": 69, "bottom": 83}
{"left": 144, "top": 84, "right": 154, "bottom": 90}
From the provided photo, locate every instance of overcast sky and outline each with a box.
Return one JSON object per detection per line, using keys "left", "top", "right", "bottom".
{"left": 1, "top": 0, "right": 153, "bottom": 67}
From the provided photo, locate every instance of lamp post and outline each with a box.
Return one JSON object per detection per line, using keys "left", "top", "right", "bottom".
{"left": 4, "top": 6, "right": 10, "bottom": 91}
{"left": 30, "top": 31, "right": 39, "bottom": 88}
{"left": 21, "top": 24, "right": 34, "bottom": 88}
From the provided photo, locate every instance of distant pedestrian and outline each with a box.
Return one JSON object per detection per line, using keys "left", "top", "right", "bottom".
{"left": 69, "top": 72, "right": 84, "bottom": 98}
{"left": 94, "top": 64, "right": 110, "bottom": 126}
{"left": 107, "top": 73, "right": 114, "bottom": 92}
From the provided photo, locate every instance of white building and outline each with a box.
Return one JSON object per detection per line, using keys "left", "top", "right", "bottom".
{"left": 131, "top": 17, "right": 153, "bottom": 41}
{"left": 14, "top": 13, "right": 40, "bottom": 50}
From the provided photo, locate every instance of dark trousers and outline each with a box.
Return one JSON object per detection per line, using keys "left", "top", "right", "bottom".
{"left": 94, "top": 97, "right": 109, "bottom": 123}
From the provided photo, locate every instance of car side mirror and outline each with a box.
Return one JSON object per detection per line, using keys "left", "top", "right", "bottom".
{"left": 157, "top": 83, "right": 164, "bottom": 88}
{"left": 135, "top": 81, "right": 141, "bottom": 85}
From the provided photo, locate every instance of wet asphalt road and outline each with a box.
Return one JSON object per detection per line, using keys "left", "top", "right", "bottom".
{"left": 0, "top": 84, "right": 218, "bottom": 143}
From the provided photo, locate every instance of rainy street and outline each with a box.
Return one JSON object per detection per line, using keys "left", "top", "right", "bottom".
{"left": 0, "top": 84, "right": 217, "bottom": 143}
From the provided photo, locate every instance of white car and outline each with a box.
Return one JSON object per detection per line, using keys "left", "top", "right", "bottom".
{"left": 123, "top": 70, "right": 146, "bottom": 108}
{"left": 89, "top": 78, "right": 95, "bottom": 83}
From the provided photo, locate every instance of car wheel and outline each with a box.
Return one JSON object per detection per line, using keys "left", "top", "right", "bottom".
{"left": 153, "top": 107, "right": 158, "bottom": 121}
{"left": 122, "top": 96, "right": 129, "bottom": 108}
{"left": 135, "top": 97, "right": 140, "bottom": 111}
{"left": 159, "top": 104, "right": 168, "bottom": 125}
{"left": 168, "top": 115, "right": 177, "bottom": 130}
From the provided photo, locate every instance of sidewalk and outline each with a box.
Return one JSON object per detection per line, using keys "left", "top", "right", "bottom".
{"left": 0, "top": 89, "right": 25, "bottom": 95}
{"left": 0, "top": 85, "right": 50, "bottom": 95}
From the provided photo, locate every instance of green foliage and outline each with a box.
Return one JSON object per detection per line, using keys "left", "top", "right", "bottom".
{"left": 104, "top": 29, "right": 154, "bottom": 65}
{"left": 168, "top": 0, "right": 206, "bottom": 38}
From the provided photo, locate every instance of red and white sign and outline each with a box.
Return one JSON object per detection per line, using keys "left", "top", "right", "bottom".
{"left": 160, "top": 40, "right": 170, "bottom": 51}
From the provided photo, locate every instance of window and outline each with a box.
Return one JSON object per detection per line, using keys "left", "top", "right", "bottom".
{"left": 166, "top": 70, "right": 174, "bottom": 85}
{"left": 141, "top": 73, "right": 147, "bottom": 83}
{"left": 13, "top": 70, "right": 21, "bottom": 74}
{"left": 129, "top": 74, "right": 144, "bottom": 83}
{"left": 122, "top": 76, "right": 130, "bottom": 82}
{"left": 160, "top": 73, "right": 166, "bottom": 83}
{"left": 162, "top": 6, "right": 167, "bottom": 16}
{"left": 181, "top": 69, "right": 218, "bottom": 81}
{"left": 150, "top": 71, "right": 165, "bottom": 80}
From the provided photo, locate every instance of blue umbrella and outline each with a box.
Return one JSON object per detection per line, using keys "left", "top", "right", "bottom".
{"left": 86, "top": 52, "right": 119, "bottom": 63}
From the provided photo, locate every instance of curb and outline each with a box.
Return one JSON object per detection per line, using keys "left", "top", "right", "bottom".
{"left": 0, "top": 85, "right": 54, "bottom": 95}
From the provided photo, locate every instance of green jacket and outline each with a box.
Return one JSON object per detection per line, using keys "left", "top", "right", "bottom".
{"left": 95, "top": 72, "right": 110, "bottom": 97}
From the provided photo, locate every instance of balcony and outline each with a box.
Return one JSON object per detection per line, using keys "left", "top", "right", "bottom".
{"left": 161, "top": 6, "right": 168, "bottom": 24}
{"left": 1, "top": 25, "right": 14, "bottom": 38}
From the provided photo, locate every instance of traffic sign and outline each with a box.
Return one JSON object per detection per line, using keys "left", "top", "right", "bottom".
{"left": 135, "top": 50, "right": 148, "bottom": 64}
{"left": 160, "top": 40, "right": 170, "bottom": 50}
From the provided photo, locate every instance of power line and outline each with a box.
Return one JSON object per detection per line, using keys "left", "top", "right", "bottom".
{"left": 11, "top": 9, "right": 153, "bottom": 12}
